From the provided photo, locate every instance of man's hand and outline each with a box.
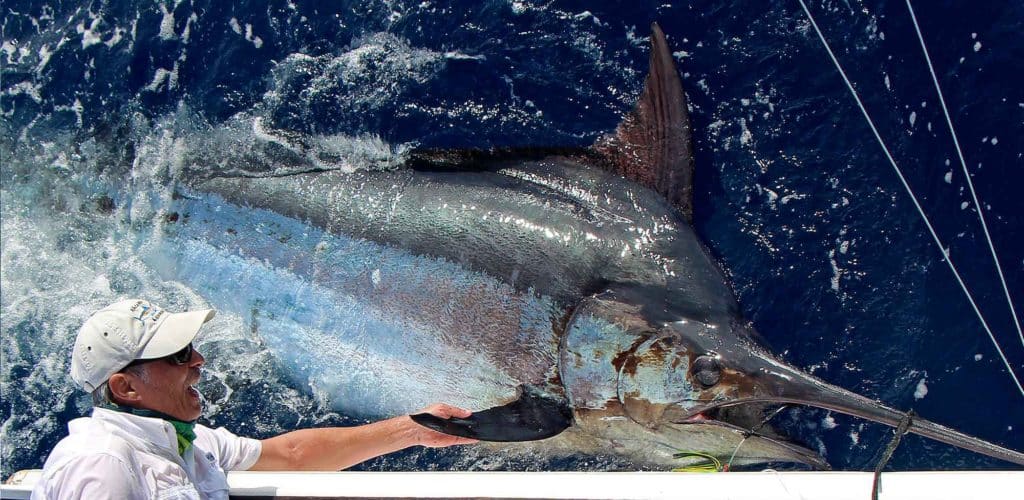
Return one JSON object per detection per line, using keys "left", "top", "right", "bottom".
{"left": 408, "top": 403, "right": 479, "bottom": 448}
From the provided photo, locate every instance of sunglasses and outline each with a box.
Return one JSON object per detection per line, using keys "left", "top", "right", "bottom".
{"left": 125, "top": 343, "right": 194, "bottom": 368}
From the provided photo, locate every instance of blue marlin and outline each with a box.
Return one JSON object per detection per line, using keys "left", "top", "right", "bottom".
{"left": 150, "top": 24, "right": 1024, "bottom": 468}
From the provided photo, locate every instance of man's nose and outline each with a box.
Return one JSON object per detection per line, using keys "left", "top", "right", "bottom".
{"left": 190, "top": 348, "right": 205, "bottom": 367}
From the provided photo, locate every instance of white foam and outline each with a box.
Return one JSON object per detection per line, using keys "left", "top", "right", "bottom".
{"left": 143, "top": 64, "right": 180, "bottom": 92}
{"left": 36, "top": 44, "right": 53, "bottom": 74}
{"left": 738, "top": 118, "right": 752, "bottom": 146}
{"left": 444, "top": 51, "right": 485, "bottom": 61}
{"left": 78, "top": 17, "right": 104, "bottom": 48}
{"left": 4, "top": 81, "right": 43, "bottom": 103}
{"left": 245, "top": 23, "right": 263, "bottom": 49}
{"left": 1, "top": 40, "right": 19, "bottom": 64}
{"left": 829, "top": 249, "right": 842, "bottom": 291}
{"left": 53, "top": 98, "right": 85, "bottom": 127}
{"left": 573, "top": 11, "right": 601, "bottom": 25}
{"left": 763, "top": 186, "right": 779, "bottom": 207}
{"left": 182, "top": 13, "right": 198, "bottom": 44}
{"left": 822, "top": 414, "right": 837, "bottom": 430}
{"left": 780, "top": 193, "right": 806, "bottom": 205}
{"left": 914, "top": 378, "right": 928, "bottom": 400}
{"left": 129, "top": 17, "right": 139, "bottom": 51}
{"left": 159, "top": 4, "right": 176, "bottom": 40}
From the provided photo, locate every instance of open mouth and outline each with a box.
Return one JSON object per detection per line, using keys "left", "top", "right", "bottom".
{"left": 675, "top": 402, "right": 785, "bottom": 434}
{"left": 186, "top": 376, "right": 202, "bottom": 399}
{"left": 186, "top": 369, "right": 202, "bottom": 398}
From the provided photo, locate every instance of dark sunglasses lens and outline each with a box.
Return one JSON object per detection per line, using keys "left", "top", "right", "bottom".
{"left": 170, "top": 343, "right": 193, "bottom": 365}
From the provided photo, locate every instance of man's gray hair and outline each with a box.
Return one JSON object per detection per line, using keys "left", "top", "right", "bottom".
{"left": 91, "top": 364, "right": 151, "bottom": 406}
{"left": 91, "top": 382, "right": 114, "bottom": 406}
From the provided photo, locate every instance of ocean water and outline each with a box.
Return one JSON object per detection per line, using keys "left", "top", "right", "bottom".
{"left": 2, "top": 0, "right": 1022, "bottom": 477}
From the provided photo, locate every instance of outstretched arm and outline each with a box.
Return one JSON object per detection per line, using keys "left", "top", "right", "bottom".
{"left": 249, "top": 404, "right": 477, "bottom": 471}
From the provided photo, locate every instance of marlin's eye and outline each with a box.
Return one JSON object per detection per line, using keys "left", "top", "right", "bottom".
{"left": 692, "top": 355, "right": 721, "bottom": 388}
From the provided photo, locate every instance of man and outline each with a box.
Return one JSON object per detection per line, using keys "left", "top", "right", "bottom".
{"left": 33, "top": 299, "right": 476, "bottom": 499}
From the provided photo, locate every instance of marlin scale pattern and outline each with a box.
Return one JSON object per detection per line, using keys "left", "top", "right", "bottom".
{"left": 151, "top": 24, "right": 1024, "bottom": 468}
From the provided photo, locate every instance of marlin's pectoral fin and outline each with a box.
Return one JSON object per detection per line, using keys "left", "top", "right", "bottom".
{"left": 411, "top": 386, "right": 573, "bottom": 442}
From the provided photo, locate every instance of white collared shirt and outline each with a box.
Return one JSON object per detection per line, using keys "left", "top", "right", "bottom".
{"left": 32, "top": 407, "right": 262, "bottom": 500}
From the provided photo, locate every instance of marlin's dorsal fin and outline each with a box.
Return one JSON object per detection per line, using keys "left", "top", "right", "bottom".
{"left": 594, "top": 23, "right": 695, "bottom": 221}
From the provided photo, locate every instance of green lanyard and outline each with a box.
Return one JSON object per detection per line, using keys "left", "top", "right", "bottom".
{"left": 168, "top": 418, "right": 198, "bottom": 456}
{"left": 108, "top": 404, "right": 197, "bottom": 455}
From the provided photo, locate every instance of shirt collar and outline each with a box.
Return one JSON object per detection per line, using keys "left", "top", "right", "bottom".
{"left": 88, "top": 407, "right": 183, "bottom": 456}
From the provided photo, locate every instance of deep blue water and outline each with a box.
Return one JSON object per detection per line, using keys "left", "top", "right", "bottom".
{"left": 2, "top": 0, "right": 1022, "bottom": 476}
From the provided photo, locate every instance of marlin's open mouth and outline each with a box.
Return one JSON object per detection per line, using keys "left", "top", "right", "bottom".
{"left": 674, "top": 403, "right": 788, "bottom": 442}
{"left": 681, "top": 413, "right": 708, "bottom": 423}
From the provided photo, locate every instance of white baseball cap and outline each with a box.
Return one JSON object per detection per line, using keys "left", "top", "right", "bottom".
{"left": 71, "top": 299, "right": 216, "bottom": 392}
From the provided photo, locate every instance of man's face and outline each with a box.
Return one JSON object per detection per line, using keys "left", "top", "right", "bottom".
{"left": 128, "top": 347, "right": 206, "bottom": 421}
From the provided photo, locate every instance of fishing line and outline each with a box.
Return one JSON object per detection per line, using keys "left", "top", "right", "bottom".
{"left": 795, "top": 0, "right": 1024, "bottom": 398}
{"left": 726, "top": 405, "right": 790, "bottom": 470}
{"left": 905, "top": 0, "right": 1024, "bottom": 351}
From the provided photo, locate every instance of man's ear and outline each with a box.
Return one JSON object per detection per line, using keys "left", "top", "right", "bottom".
{"left": 107, "top": 372, "right": 142, "bottom": 404}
